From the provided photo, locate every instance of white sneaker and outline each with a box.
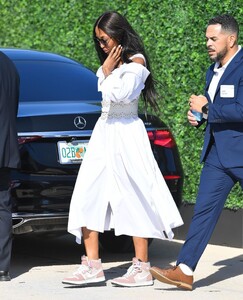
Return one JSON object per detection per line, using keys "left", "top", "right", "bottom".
{"left": 111, "top": 257, "right": 153, "bottom": 287}
{"left": 62, "top": 255, "right": 105, "bottom": 285}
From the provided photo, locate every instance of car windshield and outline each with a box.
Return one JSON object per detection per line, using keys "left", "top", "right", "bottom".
{"left": 14, "top": 60, "right": 101, "bottom": 102}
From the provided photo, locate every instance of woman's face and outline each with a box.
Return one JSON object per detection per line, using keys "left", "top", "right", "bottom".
{"left": 95, "top": 27, "right": 118, "bottom": 54}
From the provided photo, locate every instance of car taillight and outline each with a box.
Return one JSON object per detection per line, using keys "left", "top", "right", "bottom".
{"left": 18, "top": 136, "right": 42, "bottom": 145}
{"left": 147, "top": 130, "right": 175, "bottom": 148}
{"left": 164, "top": 175, "right": 181, "bottom": 180}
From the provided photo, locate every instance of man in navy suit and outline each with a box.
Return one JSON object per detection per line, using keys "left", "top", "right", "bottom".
{"left": 0, "top": 51, "right": 20, "bottom": 281}
{"left": 150, "top": 14, "right": 243, "bottom": 290}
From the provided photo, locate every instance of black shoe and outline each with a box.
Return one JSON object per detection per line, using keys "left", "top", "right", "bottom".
{"left": 0, "top": 271, "right": 11, "bottom": 281}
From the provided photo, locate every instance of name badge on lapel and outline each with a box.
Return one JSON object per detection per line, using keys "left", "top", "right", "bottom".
{"left": 220, "top": 85, "right": 234, "bottom": 98}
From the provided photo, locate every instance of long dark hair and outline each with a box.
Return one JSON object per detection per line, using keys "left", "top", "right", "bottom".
{"left": 93, "top": 11, "right": 157, "bottom": 109}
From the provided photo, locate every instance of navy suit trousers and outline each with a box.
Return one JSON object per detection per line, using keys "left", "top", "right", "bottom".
{"left": 0, "top": 168, "right": 12, "bottom": 271}
{"left": 177, "top": 142, "right": 243, "bottom": 271}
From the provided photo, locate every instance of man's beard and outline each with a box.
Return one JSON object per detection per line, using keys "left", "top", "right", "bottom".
{"left": 210, "top": 46, "right": 228, "bottom": 62}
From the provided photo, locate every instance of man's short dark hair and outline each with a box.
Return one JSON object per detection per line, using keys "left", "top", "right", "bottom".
{"left": 208, "top": 14, "right": 239, "bottom": 38}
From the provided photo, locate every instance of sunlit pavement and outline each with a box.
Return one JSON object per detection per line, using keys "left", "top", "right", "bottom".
{"left": 0, "top": 234, "right": 242, "bottom": 300}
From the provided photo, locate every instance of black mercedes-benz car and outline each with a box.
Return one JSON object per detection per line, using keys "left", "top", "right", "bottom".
{"left": 3, "top": 48, "right": 183, "bottom": 252}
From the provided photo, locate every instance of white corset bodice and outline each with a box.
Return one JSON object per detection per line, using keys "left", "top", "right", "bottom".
{"left": 101, "top": 100, "right": 138, "bottom": 120}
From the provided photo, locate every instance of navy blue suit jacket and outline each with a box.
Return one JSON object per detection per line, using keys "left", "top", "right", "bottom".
{"left": 200, "top": 48, "right": 243, "bottom": 168}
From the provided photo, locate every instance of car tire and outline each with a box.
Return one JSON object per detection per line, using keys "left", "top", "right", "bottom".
{"left": 99, "top": 231, "right": 153, "bottom": 253}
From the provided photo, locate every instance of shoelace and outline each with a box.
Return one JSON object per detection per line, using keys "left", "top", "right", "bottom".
{"left": 123, "top": 263, "right": 142, "bottom": 278}
{"left": 74, "top": 264, "right": 92, "bottom": 275}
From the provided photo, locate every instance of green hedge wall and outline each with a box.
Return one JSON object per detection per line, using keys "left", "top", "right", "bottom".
{"left": 1, "top": 0, "right": 242, "bottom": 209}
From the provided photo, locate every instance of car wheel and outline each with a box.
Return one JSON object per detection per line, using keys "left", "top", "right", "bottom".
{"left": 99, "top": 231, "right": 153, "bottom": 253}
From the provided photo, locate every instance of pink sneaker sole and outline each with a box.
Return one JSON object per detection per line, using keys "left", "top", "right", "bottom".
{"left": 111, "top": 279, "right": 153, "bottom": 287}
{"left": 62, "top": 275, "right": 105, "bottom": 285}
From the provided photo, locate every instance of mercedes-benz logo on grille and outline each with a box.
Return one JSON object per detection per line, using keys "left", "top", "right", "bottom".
{"left": 74, "top": 116, "right": 86, "bottom": 129}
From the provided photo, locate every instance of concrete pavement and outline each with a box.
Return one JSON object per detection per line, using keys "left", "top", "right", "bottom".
{"left": 0, "top": 235, "right": 242, "bottom": 299}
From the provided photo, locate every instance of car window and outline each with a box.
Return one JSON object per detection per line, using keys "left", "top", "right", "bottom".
{"left": 13, "top": 60, "right": 101, "bottom": 102}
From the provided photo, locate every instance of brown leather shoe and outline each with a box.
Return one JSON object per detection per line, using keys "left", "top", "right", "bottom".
{"left": 150, "top": 266, "right": 193, "bottom": 290}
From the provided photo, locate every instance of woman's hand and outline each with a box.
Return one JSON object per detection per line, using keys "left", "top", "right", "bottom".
{"left": 102, "top": 45, "right": 122, "bottom": 77}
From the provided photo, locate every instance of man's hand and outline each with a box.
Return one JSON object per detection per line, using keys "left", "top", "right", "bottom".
{"left": 189, "top": 94, "right": 208, "bottom": 113}
{"left": 102, "top": 45, "right": 122, "bottom": 77}
{"left": 187, "top": 110, "right": 199, "bottom": 126}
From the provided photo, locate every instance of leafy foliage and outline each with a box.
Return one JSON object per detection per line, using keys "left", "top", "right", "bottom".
{"left": 0, "top": 0, "right": 242, "bottom": 209}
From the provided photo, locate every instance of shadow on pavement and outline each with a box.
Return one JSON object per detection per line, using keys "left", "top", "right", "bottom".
{"left": 10, "top": 233, "right": 184, "bottom": 280}
{"left": 194, "top": 254, "right": 243, "bottom": 289}
{"left": 10, "top": 233, "right": 83, "bottom": 279}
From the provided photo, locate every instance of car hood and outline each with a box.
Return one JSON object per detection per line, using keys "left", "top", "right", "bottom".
{"left": 18, "top": 101, "right": 101, "bottom": 117}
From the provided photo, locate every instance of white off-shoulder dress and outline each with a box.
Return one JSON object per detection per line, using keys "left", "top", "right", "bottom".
{"left": 68, "top": 54, "right": 183, "bottom": 244}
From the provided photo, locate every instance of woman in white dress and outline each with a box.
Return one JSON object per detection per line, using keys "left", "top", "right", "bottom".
{"left": 63, "top": 11, "right": 183, "bottom": 287}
